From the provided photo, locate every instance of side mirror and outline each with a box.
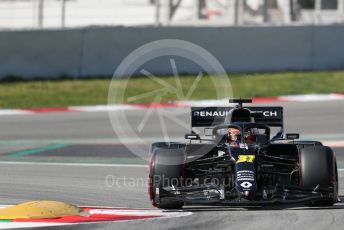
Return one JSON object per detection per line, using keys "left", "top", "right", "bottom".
{"left": 286, "top": 133, "right": 300, "bottom": 139}
{"left": 185, "top": 134, "right": 200, "bottom": 140}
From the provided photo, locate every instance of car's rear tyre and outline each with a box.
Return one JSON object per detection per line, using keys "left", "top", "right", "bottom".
{"left": 300, "top": 146, "right": 338, "bottom": 206}
{"left": 148, "top": 143, "right": 185, "bottom": 209}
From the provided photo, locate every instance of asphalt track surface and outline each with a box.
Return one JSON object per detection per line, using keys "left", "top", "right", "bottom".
{"left": 0, "top": 101, "right": 344, "bottom": 230}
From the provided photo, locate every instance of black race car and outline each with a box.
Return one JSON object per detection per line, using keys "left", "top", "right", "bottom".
{"left": 148, "top": 99, "right": 339, "bottom": 209}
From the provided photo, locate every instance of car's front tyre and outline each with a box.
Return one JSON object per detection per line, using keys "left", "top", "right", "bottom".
{"left": 299, "top": 146, "right": 338, "bottom": 206}
{"left": 148, "top": 142, "right": 185, "bottom": 209}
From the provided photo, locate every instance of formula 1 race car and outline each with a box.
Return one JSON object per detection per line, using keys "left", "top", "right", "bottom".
{"left": 148, "top": 99, "right": 339, "bottom": 209}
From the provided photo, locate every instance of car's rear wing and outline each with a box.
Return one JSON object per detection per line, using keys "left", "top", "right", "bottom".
{"left": 191, "top": 107, "right": 283, "bottom": 128}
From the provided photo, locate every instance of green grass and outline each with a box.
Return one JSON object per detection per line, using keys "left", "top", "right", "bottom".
{"left": 0, "top": 71, "right": 344, "bottom": 109}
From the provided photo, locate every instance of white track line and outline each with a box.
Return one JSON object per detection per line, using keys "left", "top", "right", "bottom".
{"left": 0, "top": 223, "right": 68, "bottom": 229}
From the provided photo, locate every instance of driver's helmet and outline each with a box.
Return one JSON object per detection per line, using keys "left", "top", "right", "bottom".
{"left": 226, "top": 128, "right": 241, "bottom": 144}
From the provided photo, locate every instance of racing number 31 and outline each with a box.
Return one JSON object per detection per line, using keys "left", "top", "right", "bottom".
{"left": 237, "top": 155, "right": 255, "bottom": 164}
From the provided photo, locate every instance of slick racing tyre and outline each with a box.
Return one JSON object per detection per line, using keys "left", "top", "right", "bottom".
{"left": 300, "top": 146, "right": 338, "bottom": 206}
{"left": 148, "top": 143, "right": 185, "bottom": 209}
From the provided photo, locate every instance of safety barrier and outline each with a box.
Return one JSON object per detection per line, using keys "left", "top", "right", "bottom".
{"left": 0, "top": 25, "right": 343, "bottom": 79}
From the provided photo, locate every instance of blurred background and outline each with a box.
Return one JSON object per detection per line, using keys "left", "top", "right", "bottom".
{"left": 0, "top": 0, "right": 343, "bottom": 29}
{"left": 0, "top": 0, "right": 344, "bottom": 108}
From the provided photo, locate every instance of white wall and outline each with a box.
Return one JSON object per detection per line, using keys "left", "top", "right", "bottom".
{"left": 0, "top": 25, "right": 343, "bottom": 79}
